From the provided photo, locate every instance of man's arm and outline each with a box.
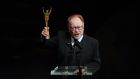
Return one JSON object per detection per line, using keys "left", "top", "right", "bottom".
{"left": 86, "top": 40, "right": 101, "bottom": 75}
{"left": 40, "top": 26, "right": 58, "bottom": 48}
{"left": 40, "top": 36, "right": 58, "bottom": 48}
{"left": 74, "top": 39, "right": 101, "bottom": 75}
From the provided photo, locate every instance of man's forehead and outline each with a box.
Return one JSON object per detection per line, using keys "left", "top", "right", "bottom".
{"left": 70, "top": 17, "right": 81, "bottom": 22}
{"left": 69, "top": 17, "right": 83, "bottom": 26}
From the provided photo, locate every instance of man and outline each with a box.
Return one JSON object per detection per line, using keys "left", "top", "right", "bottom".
{"left": 41, "top": 14, "right": 101, "bottom": 76}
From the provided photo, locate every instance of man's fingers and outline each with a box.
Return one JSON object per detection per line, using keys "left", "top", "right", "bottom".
{"left": 41, "top": 26, "right": 50, "bottom": 37}
{"left": 74, "top": 69, "right": 79, "bottom": 74}
{"left": 73, "top": 68, "right": 86, "bottom": 75}
{"left": 44, "top": 27, "right": 49, "bottom": 30}
{"left": 41, "top": 30, "right": 49, "bottom": 36}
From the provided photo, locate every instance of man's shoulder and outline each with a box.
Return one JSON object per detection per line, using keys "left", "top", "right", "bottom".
{"left": 83, "top": 35, "right": 99, "bottom": 45}
{"left": 84, "top": 35, "right": 98, "bottom": 41}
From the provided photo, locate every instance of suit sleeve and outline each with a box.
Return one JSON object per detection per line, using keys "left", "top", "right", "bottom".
{"left": 40, "top": 35, "right": 58, "bottom": 48}
{"left": 86, "top": 40, "right": 101, "bottom": 75}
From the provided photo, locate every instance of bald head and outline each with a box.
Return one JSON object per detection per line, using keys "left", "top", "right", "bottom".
{"left": 67, "top": 14, "right": 84, "bottom": 39}
{"left": 68, "top": 14, "right": 84, "bottom": 28}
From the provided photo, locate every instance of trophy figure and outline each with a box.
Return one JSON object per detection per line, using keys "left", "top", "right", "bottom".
{"left": 42, "top": 7, "right": 52, "bottom": 39}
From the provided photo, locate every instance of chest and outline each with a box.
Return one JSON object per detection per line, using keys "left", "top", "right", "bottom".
{"left": 58, "top": 39, "right": 94, "bottom": 59}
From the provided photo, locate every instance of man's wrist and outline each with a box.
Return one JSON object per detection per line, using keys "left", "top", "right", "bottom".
{"left": 45, "top": 35, "right": 50, "bottom": 39}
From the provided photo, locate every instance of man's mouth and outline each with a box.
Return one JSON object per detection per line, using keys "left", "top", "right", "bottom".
{"left": 74, "top": 34, "right": 79, "bottom": 36}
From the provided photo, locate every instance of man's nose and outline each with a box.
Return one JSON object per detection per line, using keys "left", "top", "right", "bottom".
{"left": 75, "top": 28, "right": 79, "bottom": 32}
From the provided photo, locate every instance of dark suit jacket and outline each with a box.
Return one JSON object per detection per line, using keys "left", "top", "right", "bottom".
{"left": 41, "top": 31, "right": 101, "bottom": 74}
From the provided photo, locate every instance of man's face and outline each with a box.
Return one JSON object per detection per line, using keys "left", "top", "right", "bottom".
{"left": 68, "top": 17, "right": 84, "bottom": 39}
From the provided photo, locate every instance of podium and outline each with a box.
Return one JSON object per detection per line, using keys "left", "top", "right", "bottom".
{"left": 50, "top": 66, "right": 93, "bottom": 75}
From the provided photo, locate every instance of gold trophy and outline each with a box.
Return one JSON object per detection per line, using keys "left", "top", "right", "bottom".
{"left": 43, "top": 7, "right": 52, "bottom": 27}
{"left": 42, "top": 7, "right": 52, "bottom": 39}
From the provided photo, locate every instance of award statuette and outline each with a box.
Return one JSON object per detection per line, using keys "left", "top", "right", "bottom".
{"left": 43, "top": 7, "right": 52, "bottom": 27}
{"left": 42, "top": 7, "right": 52, "bottom": 39}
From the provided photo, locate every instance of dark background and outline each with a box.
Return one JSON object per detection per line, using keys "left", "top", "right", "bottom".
{"left": 0, "top": 0, "right": 136, "bottom": 79}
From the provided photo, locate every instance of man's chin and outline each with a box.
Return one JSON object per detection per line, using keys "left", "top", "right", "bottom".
{"left": 73, "top": 36, "right": 81, "bottom": 39}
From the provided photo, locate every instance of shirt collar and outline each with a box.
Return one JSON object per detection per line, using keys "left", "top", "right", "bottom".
{"left": 78, "top": 35, "right": 83, "bottom": 42}
{"left": 71, "top": 35, "right": 83, "bottom": 43}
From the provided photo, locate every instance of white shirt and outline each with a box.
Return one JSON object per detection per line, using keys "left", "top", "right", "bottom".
{"left": 71, "top": 35, "right": 83, "bottom": 46}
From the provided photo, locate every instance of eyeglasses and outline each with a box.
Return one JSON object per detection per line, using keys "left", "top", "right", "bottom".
{"left": 69, "top": 26, "right": 83, "bottom": 30}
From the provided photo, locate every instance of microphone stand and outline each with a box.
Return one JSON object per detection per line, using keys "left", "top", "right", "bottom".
{"left": 73, "top": 38, "right": 82, "bottom": 76}
{"left": 65, "top": 37, "right": 84, "bottom": 79}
